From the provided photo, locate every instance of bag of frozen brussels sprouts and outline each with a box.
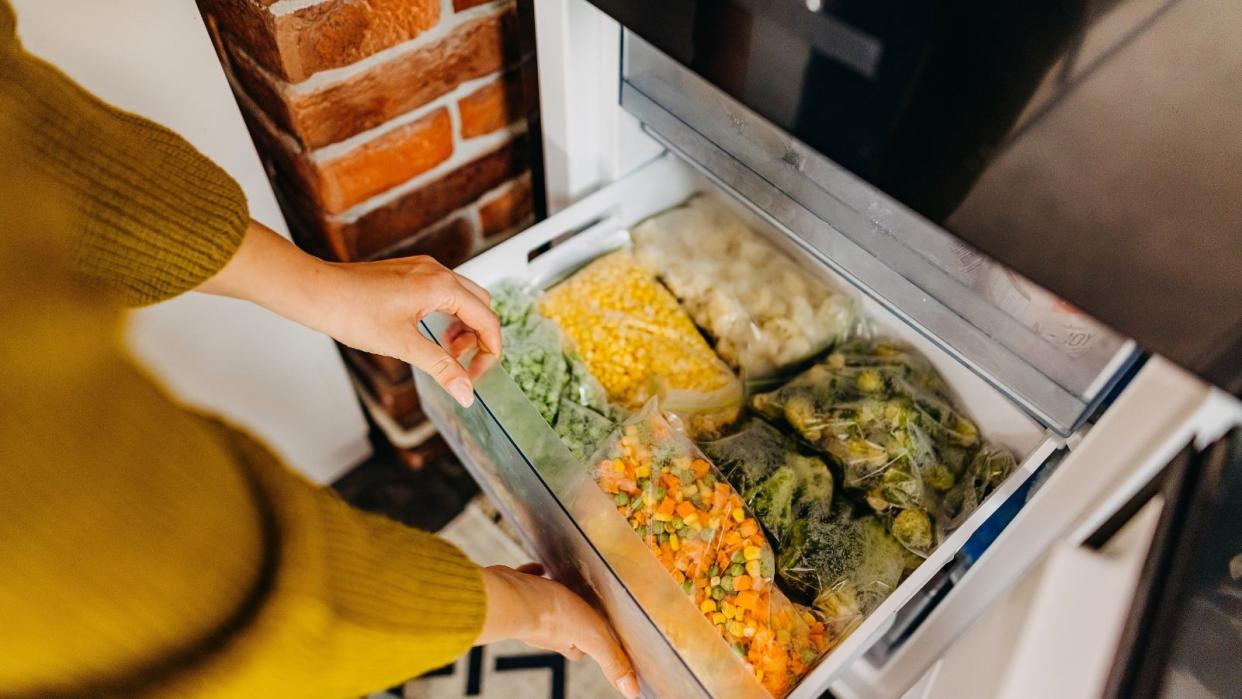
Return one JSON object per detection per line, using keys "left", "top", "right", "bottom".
{"left": 491, "top": 280, "right": 616, "bottom": 458}
{"left": 539, "top": 251, "right": 743, "bottom": 439}
{"left": 632, "top": 195, "right": 856, "bottom": 384}
{"left": 751, "top": 339, "right": 1016, "bottom": 556}
{"left": 589, "top": 402, "right": 828, "bottom": 697}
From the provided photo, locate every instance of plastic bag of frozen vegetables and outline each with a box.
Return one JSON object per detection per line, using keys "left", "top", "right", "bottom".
{"left": 699, "top": 420, "right": 835, "bottom": 549}
{"left": 539, "top": 250, "right": 743, "bottom": 439}
{"left": 751, "top": 338, "right": 1016, "bottom": 556}
{"left": 591, "top": 402, "right": 828, "bottom": 697}
{"left": 701, "top": 420, "right": 910, "bottom": 642}
{"left": 632, "top": 195, "right": 855, "bottom": 382}
{"left": 490, "top": 281, "right": 615, "bottom": 459}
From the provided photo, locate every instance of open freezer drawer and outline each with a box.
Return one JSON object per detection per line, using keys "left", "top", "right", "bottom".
{"left": 416, "top": 152, "right": 1064, "bottom": 698}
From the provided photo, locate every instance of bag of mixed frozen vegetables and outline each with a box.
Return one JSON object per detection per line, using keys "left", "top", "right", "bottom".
{"left": 632, "top": 195, "right": 855, "bottom": 382}
{"left": 491, "top": 281, "right": 616, "bottom": 459}
{"left": 539, "top": 250, "right": 743, "bottom": 438}
{"left": 701, "top": 420, "right": 910, "bottom": 642}
{"left": 591, "top": 403, "right": 828, "bottom": 697}
{"left": 751, "top": 338, "right": 1017, "bottom": 556}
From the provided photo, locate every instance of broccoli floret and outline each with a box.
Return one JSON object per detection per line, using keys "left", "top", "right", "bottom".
{"left": 855, "top": 369, "right": 885, "bottom": 393}
{"left": 790, "top": 453, "right": 834, "bottom": 510}
{"left": 746, "top": 466, "right": 800, "bottom": 543}
{"left": 880, "top": 464, "right": 924, "bottom": 509}
{"left": 890, "top": 508, "right": 933, "bottom": 553}
{"left": 779, "top": 507, "right": 906, "bottom": 620}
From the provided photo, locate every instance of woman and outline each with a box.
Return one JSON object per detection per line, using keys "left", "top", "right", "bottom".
{"left": 0, "top": 2, "right": 638, "bottom": 697}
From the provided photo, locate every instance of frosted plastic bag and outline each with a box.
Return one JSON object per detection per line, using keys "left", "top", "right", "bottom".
{"left": 491, "top": 281, "right": 615, "bottom": 458}
{"left": 699, "top": 420, "right": 835, "bottom": 549}
{"left": 539, "top": 251, "right": 743, "bottom": 438}
{"left": 632, "top": 195, "right": 855, "bottom": 380}
{"left": 751, "top": 339, "right": 1015, "bottom": 555}
{"left": 590, "top": 402, "right": 827, "bottom": 697}
{"left": 777, "top": 504, "right": 908, "bottom": 641}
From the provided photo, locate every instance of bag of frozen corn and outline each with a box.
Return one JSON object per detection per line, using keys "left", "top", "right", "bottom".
{"left": 539, "top": 250, "right": 743, "bottom": 438}
{"left": 491, "top": 281, "right": 616, "bottom": 459}
{"left": 591, "top": 402, "right": 828, "bottom": 697}
{"left": 751, "top": 339, "right": 1016, "bottom": 556}
{"left": 632, "top": 196, "right": 855, "bottom": 382}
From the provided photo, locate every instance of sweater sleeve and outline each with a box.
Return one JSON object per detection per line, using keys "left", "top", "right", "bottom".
{"left": 0, "top": 4, "right": 248, "bottom": 306}
{"left": 0, "top": 123, "right": 485, "bottom": 697}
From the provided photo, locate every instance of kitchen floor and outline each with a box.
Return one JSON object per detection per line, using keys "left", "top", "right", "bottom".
{"left": 333, "top": 442, "right": 620, "bottom": 699}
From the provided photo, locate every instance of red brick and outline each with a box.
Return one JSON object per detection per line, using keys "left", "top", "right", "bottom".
{"left": 318, "top": 107, "right": 453, "bottom": 214}
{"left": 221, "top": 7, "right": 520, "bottom": 149}
{"left": 457, "top": 72, "right": 523, "bottom": 138}
{"left": 197, "top": 0, "right": 283, "bottom": 82}
{"left": 337, "top": 135, "right": 528, "bottom": 259}
{"left": 478, "top": 173, "right": 532, "bottom": 238}
{"left": 274, "top": 0, "right": 441, "bottom": 81}
{"left": 345, "top": 348, "right": 424, "bottom": 426}
{"left": 373, "top": 216, "right": 476, "bottom": 267}
{"left": 453, "top": 0, "right": 496, "bottom": 13}
{"left": 200, "top": 0, "right": 442, "bottom": 83}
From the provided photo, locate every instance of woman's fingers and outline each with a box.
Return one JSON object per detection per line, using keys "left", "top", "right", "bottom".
{"left": 559, "top": 594, "right": 638, "bottom": 699}
{"left": 454, "top": 272, "right": 491, "bottom": 305}
{"left": 436, "top": 276, "right": 501, "bottom": 357}
{"left": 402, "top": 333, "right": 475, "bottom": 407}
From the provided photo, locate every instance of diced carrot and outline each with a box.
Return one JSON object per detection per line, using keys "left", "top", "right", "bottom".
{"left": 723, "top": 531, "right": 743, "bottom": 547}
{"left": 735, "top": 591, "right": 759, "bottom": 611}
{"left": 675, "top": 500, "right": 697, "bottom": 519}
{"left": 672, "top": 569, "right": 685, "bottom": 584}
{"left": 657, "top": 498, "right": 676, "bottom": 516}
{"left": 662, "top": 473, "right": 681, "bottom": 490}
{"left": 733, "top": 575, "right": 752, "bottom": 591}
{"left": 739, "top": 519, "right": 759, "bottom": 538}
{"left": 691, "top": 458, "right": 710, "bottom": 478}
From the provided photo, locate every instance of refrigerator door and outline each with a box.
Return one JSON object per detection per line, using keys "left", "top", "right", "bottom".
{"left": 619, "top": 31, "right": 1136, "bottom": 437}
{"left": 418, "top": 153, "right": 1065, "bottom": 698}
{"left": 584, "top": 0, "right": 1242, "bottom": 398}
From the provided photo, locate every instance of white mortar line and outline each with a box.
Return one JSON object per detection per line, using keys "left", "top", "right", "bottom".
{"left": 281, "top": 0, "right": 516, "bottom": 95}
{"left": 332, "top": 119, "right": 529, "bottom": 224}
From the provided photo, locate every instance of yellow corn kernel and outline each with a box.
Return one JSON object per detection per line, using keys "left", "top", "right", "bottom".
{"left": 727, "top": 621, "right": 745, "bottom": 638}
{"left": 720, "top": 601, "right": 736, "bottom": 619}
{"left": 743, "top": 546, "right": 762, "bottom": 561}
{"left": 745, "top": 560, "right": 761, "bottom": 578}
{"left": 700, "top": 599, "right": 717, "bottom": 613}
{"left": 634, "top": 464, "right": 651, "bottom": 478}
{"left": 711, "top": 612, "right": 727, "bottom": 625}
{"left": 731, "top": 508, "right": 745, "bottom": 523}
{"left": 669, "top": 533, "right": 680, "bottom": 551}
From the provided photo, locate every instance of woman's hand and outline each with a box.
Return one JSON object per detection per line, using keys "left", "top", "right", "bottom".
{"left": 200, "top": 220, "right": 499, "bottom": 407}
{"left": 479, "top": 564, "right": 640, "bottom": 698}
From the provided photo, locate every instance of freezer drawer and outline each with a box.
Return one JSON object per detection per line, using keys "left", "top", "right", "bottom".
{"left": 417, "top": 152, "right": 1064, "bottom": 697}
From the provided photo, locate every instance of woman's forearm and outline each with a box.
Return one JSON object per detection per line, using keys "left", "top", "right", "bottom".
{"left": 199, "top": 219, "right": 500, "bottom": 408}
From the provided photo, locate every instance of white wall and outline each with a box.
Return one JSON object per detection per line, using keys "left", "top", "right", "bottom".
{"left": 9, "top": 0, "right": 371, "bottom": 483}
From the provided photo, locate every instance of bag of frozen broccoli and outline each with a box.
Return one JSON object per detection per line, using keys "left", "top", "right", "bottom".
{"left": 699, "top": 420, "right": 835, "bottom": 549}
{"left": 777, "top": 503, "right": 908, "bottom": 641}
{"left": 632, "top": 196, "right": 856, "bottom": 382}
{"left": 589, "top": 402, "right": 828, "bottom": 697}
{"left": 539, "top": 251, "right": 743, "bottom": 439}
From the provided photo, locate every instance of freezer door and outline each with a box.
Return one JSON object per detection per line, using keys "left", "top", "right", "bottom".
{"left": 619, "top": 31, "right": 1136, "bottom": 437}
{"left": 586, "top": 0, "right": 1242, "bottom": 400}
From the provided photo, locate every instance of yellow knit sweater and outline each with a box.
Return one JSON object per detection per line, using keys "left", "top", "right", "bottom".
{"left": 0, "top": 4, "right": 484, "bottom": 697}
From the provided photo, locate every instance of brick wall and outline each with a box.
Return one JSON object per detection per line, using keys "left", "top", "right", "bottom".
{"left": 197, "top": 0, "right": 537, "bottom": 432}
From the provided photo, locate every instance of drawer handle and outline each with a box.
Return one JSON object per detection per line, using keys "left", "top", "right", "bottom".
{"left": 527, "top": 215, "right": 611, "bottom": 262}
